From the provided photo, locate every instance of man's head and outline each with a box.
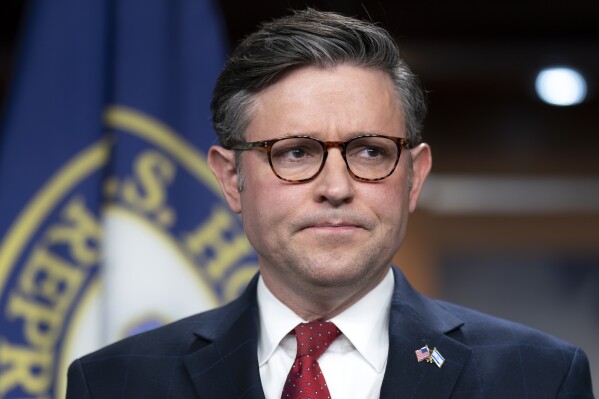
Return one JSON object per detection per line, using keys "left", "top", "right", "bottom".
{"left": 211, "top": 8, "right": 427, "bottom": 153}
{"left": 208, "top": 9, "right": 432, "bottom": 319}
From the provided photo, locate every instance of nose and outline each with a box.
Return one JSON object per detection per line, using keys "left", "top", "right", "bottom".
{"left": 312, "top": 148, "right": 355, "bottom": 206}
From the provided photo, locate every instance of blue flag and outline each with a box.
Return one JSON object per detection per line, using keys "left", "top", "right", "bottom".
{"left": 0, "top": 1, "right": 258, "bottom": 398}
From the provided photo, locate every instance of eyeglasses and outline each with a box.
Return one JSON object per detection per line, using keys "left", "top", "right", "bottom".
{"left": 231, "top": 134, "right": 411, "bottom": 183}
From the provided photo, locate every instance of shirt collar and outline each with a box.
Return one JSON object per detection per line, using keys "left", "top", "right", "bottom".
{"left": 257, "top": 268, "right": 394, "bottom": 372}
{"left": 257, "top": 276, "right": 304, "bottom": 367}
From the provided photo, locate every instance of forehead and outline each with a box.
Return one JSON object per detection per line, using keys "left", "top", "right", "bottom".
{"left": 245, "top": 65, "right": 405, "bottom": 141}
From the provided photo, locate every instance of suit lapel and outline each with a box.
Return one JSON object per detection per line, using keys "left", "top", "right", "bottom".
{"left": 183, "top": 275, "right": 266, "bottom": 399}
{"left": 380, "top": 268, "right": 472, "bottom": 399}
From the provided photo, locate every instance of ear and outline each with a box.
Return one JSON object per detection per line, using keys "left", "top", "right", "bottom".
{"left": 207, "top": 145, "right": 242, "bottom": 213}
{"left": 407, "top": 143, "right": 432, "bottom": 213}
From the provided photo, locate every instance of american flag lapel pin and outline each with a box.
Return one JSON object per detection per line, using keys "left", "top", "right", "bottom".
{"left": 415, "top": 345, "right": 431, "bottom": 362}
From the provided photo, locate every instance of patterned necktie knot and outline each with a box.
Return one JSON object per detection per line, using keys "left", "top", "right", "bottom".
{"left": 294, "top": 321, "right": 341, "bottom": 359}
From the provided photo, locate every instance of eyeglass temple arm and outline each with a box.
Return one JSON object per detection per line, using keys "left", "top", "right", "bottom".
{"left": 231, "top": 141, "right": 266, "bottom": 150}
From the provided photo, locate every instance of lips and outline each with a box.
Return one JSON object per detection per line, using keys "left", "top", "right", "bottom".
{"left": 308, "top": 222, "right": 361, "bottom": 229}
{"left": 294, "top": 214, "right": 372, "bottom": 232}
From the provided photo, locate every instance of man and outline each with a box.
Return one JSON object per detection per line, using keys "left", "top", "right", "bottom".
{"left": 67, "top": 9, "right": 594, "bottom": 399}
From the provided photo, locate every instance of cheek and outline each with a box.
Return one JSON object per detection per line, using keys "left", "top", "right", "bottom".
{"left": 240, "top": 183, "right": 302, "bottom": 233}
{"left": 239, "top": 193, "right": 274, "bottom": 255}
{"left": 368, "top": 183, "right": 409, "bottom": 227}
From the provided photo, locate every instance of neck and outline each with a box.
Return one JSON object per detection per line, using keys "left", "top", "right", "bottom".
{"left": 260, "top": 268, "right": 389, "bottom": 321}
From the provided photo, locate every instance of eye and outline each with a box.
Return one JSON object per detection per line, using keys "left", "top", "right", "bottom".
{"left": 271, "top": 139, "right": 320, "bottom": 163}
{"left": 273, "top": 146, "right": 310, "bottom": 161}
{"left": 361, "top": 147, "right": 385, "bottom": 158}
{"left": 349, "top": 145, "right": 387, "bottom": 160}
{"left": 284, "top": 148, "right": 308, "bottom": 159}
{"left": 347, "top": 137, "right": 397, "bottom": 163}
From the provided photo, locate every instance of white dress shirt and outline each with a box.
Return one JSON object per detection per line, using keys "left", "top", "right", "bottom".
{"left": 257, "top": 268, "right": 394, "bottom": 399}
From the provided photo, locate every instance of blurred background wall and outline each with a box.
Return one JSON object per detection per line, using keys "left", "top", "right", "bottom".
{"left": 1, "top": 0, "right": 598, "bottom": 396}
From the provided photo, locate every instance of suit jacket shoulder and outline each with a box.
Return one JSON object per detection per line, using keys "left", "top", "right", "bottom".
{"left": 66, "top": 275, "right": 264, "bottom": 399}
{"left": 383, "top": 267, "right": 595, "bottom": 398}
{"left": 439, "top": 299, "right": 592, "bottom": 396}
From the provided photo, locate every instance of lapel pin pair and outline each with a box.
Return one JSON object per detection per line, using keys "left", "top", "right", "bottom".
{"left": 415, "top": 345, "right": 445, "bottom": 368}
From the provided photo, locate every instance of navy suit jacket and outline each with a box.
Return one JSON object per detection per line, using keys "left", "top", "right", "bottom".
{"left": 67, "top": 267, "right": 594, "bottom": 398}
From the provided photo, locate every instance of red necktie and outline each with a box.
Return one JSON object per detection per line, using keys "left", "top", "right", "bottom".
{"left": 281, "top": 321, "right": 341, "bottom": 399}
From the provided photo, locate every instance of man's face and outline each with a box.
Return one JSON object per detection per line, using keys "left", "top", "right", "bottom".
{"left": 209, "top": 65, "right": 431, "bottom": 307}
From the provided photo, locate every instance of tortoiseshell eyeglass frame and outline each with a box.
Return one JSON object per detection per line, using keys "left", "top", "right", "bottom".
{"left": 231, "top": 134, "right": 412, "bottom": 183}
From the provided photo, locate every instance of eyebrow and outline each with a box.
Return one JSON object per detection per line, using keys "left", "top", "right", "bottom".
{"left": 278, "top": 131, "right": 395, "bottom": 140}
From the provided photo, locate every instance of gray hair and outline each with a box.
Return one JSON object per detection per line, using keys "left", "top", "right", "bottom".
{"left": 211, "top": 8, "right": 426, "bottom": 189}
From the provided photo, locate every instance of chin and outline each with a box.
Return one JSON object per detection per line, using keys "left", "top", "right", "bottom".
{"left": 298, "top": 262, "right": 373, "bottom": 289}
